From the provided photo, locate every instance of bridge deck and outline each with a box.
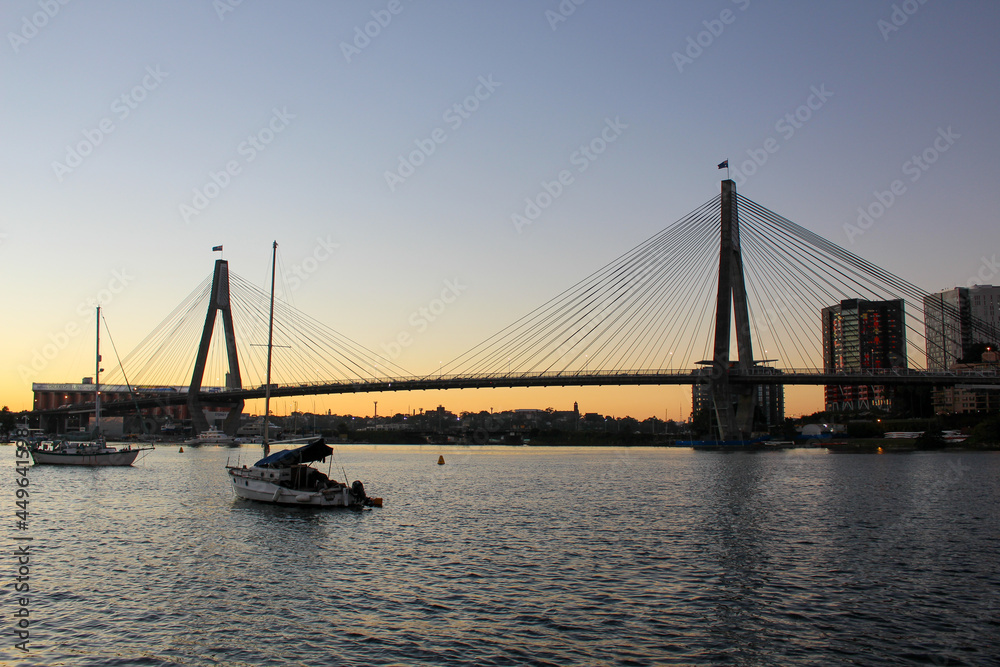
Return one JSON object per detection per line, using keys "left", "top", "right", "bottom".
{"left": 35, "top": 369, "right": 1000, "bottom": 416}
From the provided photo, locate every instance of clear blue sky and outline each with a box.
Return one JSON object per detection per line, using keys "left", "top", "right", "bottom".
{"left": 3, "top": 1, "right": 999, "bottom": 418}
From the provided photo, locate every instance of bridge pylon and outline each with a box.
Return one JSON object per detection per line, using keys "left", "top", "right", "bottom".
{"left": 187, "top": 259, "right": 244, "bottom": 435}
{"left": 709, "top": 179, "right": 757, "bottom": 440}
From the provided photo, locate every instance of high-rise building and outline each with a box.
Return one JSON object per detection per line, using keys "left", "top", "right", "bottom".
{"left": 822, "top": 298, "right": 906, "bottom": 411}
{"left": 923, "top": 287, "right": 970, "bottom": 371}
{"left": 755, "top": 372, "right": 785, "bottom": 428}
{"left": 924, "top": 285, "right": 1000, "bottom": 370}
{"left": 970, "top": 284, "right": 1000, "bottom": 348}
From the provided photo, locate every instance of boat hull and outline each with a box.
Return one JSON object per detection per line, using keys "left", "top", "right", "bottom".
{"left": 29, "top": 449, "right": 144, "bottom": 466}
{"left": 228, "top": 468, "right": 360, "bottom": 507}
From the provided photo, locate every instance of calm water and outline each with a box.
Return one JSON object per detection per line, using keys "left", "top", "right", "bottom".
{"left": 3, "top": 444, "right": 999, "bottom": 666}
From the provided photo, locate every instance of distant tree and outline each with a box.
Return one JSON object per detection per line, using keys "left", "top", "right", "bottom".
{"left": 890, "top": 386, "right": 934, "bottom": 418}
{"left": 969, "top": 413, "right": 1000, "bottom": 445}
{"left": 0, "top": 407, "right": 16, "bottom": 436}
{"left": 691, "top": 408, "right": 711, "bottom": 437}
{"left": 778, "top": 418, "right": 798, "bottom": 440}
{"left": 846, "top": 421, "right": 883, "bottom": 438}
{"left": 915, "top": 428, "right": 946, "bottom": 450}
{"left": 958, "top": 342, "right": 998, "bottom": 364}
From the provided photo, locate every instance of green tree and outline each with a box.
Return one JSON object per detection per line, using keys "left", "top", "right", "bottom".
{"left": 969, "top": 413, "right": 1000, "bottom": 445}
{"left": 0, "top": 406, "right": 17, "bottom": 436}
{"left": 958, "top": 342, "right": 998, "bottom": 364}
{"left": 915, "top": 428, "right": 946, "bottom": 450}
{"left": 846, "top": 420, "right": 883, "bottom": 438}
{"left": 691, "top": 408, "right": 712, "bottom": 437}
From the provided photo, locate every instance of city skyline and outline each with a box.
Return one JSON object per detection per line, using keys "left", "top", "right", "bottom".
{"left": 4, "top": 2, "right": 1000, "bottom": 419}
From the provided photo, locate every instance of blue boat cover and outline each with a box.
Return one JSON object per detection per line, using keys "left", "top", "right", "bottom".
{"left": 253, "top": 438, "right": 332, "bottom": 468}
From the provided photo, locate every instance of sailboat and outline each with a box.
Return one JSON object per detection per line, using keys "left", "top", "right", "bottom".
{"left": 226, "top": 242, "right": 381, "bottom": 508}
{"left": 29, "top": 307, "right": 154, "bottom": 466}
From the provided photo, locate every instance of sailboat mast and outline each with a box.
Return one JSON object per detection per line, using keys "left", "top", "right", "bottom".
{"left": 95, "top": 306, "right": 102, "bottom": 437}
{"left": 263, "top": 241, "right": 277, "bottom": 453}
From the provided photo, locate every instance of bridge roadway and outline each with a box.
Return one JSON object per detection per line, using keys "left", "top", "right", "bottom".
{"left": 35, "top": 368, "right": 1000, "bottom": 417}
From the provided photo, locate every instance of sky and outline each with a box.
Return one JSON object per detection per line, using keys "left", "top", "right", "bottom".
{"left": 3, "top": 1, "right": 999, "bottom": 420}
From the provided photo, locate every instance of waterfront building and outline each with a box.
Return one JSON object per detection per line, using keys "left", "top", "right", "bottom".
{"left": 924, "top": 287, "right": 970, "bottom": 371}
{"left": 822, "top": 298, "right": 906, "bottom": 412}
{"left": 32, "top": 379, "right": 225, "bottom": 434}
{"left": 754, "top": 367, "right": 785, "bottom": 428}
{"left": 932, "top": 349, "right": 1000, "bottom": 414}
{"left": 924, "top": 285, "right": 1000, "bottom": 370}
{"left": 970, "top": 285, "right": 1000, "bottom": 340}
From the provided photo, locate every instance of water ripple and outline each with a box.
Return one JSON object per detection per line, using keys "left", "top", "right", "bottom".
{"left": 3, "top": 446, "right": 999, "bottom": 665}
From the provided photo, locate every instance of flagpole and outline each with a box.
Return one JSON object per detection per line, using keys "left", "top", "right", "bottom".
{"left": 718, "top": 159, "right": 730, "bottom": 181}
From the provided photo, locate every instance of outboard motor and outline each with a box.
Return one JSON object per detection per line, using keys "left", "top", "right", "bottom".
{"left": 350, "top": 480, "right": 367, "bottom": 503}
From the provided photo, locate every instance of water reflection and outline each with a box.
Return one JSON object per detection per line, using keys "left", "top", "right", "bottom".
{"left": 695, "top": 452, "right": 774, "bottom": 664}
{"left": 6, "top": 445, "right": 999, "bottom": 666}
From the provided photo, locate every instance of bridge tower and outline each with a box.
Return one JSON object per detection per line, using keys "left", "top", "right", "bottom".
{"left": 187, "top": 259, "right": 244, "bottom": 435}
{"left": 709, "top": 179, "right": 757, "bottom": 440}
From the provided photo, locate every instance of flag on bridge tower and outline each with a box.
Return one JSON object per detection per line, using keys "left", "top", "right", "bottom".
{"left": 212, "top": 245, "right": 223, "bottom": 252}
{"left": 718, "top": 159, "right": 729, "bottom": 180}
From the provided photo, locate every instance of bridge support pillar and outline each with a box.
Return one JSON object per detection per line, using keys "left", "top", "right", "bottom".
{"left": 709, "top": 179, "right": 757, "bottom": 441}
{"left": 187, "top": 259, "right": 244, "bottom": 435}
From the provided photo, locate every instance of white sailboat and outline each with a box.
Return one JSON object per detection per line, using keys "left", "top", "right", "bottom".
{"left": 29, "top": 307, "right": 154, "bottom": 466}
{"left": 226, "top": 242, "right": 381, "bottom": 508}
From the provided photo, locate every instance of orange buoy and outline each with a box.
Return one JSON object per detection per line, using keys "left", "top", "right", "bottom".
{"left": 437, "top": 455, "right": 445, "bottom": 465}
{"left": 179, "top": 446, "right": 184, "bottom": 453}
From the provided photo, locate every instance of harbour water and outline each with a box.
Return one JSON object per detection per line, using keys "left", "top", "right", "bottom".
{"left": 5, "top": 444, "right": 999, "bottom": 666}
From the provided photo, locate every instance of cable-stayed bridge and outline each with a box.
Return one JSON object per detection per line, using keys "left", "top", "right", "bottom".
{"left": 35, "top": 181, "right": 1000, "bottom": 439}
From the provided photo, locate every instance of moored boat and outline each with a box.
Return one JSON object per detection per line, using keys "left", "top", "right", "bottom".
{"left": 30, "top": 439, "right": 151, "bottom": 466}
{"left": 185, "top": 425, "right": 235, "bottom": 446}
{"left": 224, "top": 241, "right": 380, "bottom": 509}
{"left": 28, "top": 306, "right": 153, "bottom": 466}
{"left": 227, "top": 438, "right": 380, "bottom": 507}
